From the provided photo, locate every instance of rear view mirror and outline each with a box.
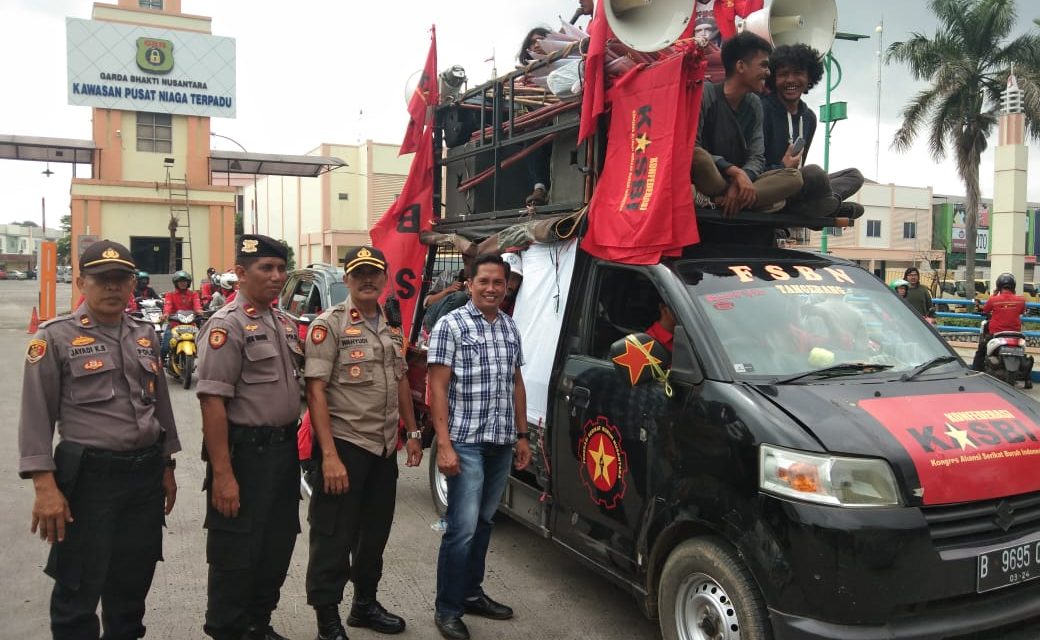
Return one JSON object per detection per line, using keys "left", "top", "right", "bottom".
{"left": 609, "top": 332, "right": 671, "bottom": 387}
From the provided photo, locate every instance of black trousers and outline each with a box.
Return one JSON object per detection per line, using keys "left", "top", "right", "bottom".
{"left": 306, "top": 438, "right": 398, "bottom": 607}
{"left": 203, "top": 438, "right": 300, "bottom": 640}
{"left": 47, "top": 449, "right": 164, "bottom": 640}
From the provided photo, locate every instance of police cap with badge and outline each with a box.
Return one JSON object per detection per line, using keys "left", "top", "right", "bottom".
{"left": 237, "top": 234, "right": 288, "bottom": 260}
{"left": 80, "top": 240, "right": 137, "bottom": 275}
{"left": 343, "top": 245, "right": 387, "bottom": 274}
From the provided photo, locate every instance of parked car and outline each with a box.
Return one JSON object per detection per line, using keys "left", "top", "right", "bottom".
{"left": 0, "top": 270, "right": 8, "bottom": 280}
{"left": 277, "top": 263, "right": 348, "bottom": 338}
{"left": 57, "top": 266, "right": 73, "bottom": 283}
{"left": 8, "top": 270, "right": 27, "bottom": 280}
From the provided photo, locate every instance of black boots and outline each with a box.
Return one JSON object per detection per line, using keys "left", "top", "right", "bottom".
{"left": 314, "top": 605, "right": 349, "bottom": 640}
{"left": 347, "top": 598, "right": 406, "bottom": 634}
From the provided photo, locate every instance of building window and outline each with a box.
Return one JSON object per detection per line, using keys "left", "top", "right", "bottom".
{"left": 903, "top": 221, "right": 917, "bottom": 239}
{"left": 137, "top": 112, "right": 172, "bottom": 153}
{"left": 826, "top": 226, "right": 843, "bottom": 236}
{"left": 139, "top": 0, "right": 163, "bottom": 9}
{"left": 866, "top": 219, "right": 881, "bottom": 238}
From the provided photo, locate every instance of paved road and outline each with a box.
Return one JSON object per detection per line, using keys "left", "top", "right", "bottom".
{"left": 0, "top": 280, "right": 1036, "bottom": 639}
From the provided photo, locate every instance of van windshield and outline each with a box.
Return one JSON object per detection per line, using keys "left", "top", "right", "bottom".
{"left": 677, "top": 261, "right": 956, "bottom": 378}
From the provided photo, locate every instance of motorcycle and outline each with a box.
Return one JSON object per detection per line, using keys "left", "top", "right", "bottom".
{"left": 979, "top": 315, "right": 1034, "bottom": 389}
{"left": 165, "top": 309, "right": 199, "bottom": 390}
{"left": 133, "top": 298, "right": 164, "bottom": 340}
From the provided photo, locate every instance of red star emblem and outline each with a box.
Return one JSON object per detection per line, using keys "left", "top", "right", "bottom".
{"left": 611, "top": 338, "right": 661, "bottom": 386}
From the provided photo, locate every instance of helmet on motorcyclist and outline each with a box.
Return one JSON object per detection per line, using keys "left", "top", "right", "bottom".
{"left": 218, "top": 272, "right": 238, "bottom": 290}
{"left": 995, "top": 272, "right": 1016, "bottom": 293}
{"left": 889, "top": 278, "right": 909, "bottom": 296}
{"left": 172, "top": 270, "right": 192, "bottom": 287}
{"left": 136, "top": 270, "right": 150, "bottom": 285}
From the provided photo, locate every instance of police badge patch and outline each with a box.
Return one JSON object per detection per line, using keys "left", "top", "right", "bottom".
{"left": 209, "top": 328, "right": 228, "bottom": 350}
{"left": 26, "top": 339, "right": 47, "bottom": 364}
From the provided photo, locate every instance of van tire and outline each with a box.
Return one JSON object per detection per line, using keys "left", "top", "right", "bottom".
{"left": 658, "top": 537, "right": 771, "bottom": 640}
{"left": 428, "top": 435, "right": 449, "bottom": 517}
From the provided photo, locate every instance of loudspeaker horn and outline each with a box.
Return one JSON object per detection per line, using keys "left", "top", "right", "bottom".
{"left": 604, "top": 0, "right": 695, "bottom": 53}
{"left": 737, "top": 0, "right": 837, "bottom": 56}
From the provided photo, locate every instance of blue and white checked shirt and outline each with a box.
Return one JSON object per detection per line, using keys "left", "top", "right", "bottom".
{"left": 427, "top": 300, "right": 525, "bottom": 444}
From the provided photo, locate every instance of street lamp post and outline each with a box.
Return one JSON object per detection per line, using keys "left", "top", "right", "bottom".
{"left": 819, "top": 32, "right": 870, "bottom": 254}
{"left": 210, "top": 132, "right": 258, "bottom": 234}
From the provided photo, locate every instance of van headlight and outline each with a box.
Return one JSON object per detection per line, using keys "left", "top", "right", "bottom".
{"left": 759, "top": 445, "right": 902, "bottom": 507}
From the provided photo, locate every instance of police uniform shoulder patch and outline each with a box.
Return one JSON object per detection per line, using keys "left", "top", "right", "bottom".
{"left": 26, "top": 339, "right": 47, "bottom": 364}
{"left": 72, "top": 335, "right": 95, "bottom": 346}
{"left": 311, "top": 325, "right": 328, "bottom": 345}
{"left": 209, "top": 328, "right": 229, "bottom": 349}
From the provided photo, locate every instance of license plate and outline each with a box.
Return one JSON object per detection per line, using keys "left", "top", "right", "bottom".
{"left": 1000, "top": 346, "right": 1026, "bottom": 356}
{"left": 977, "top": 540, "right": 1040, "bottom": 593}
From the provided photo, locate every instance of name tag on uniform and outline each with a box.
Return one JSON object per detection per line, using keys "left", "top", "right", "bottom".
{"left": 68, "top": 344, "right": 109, "bottom": 358}
{"left": 245, "top": 334, "right": 269, "bottom": 344}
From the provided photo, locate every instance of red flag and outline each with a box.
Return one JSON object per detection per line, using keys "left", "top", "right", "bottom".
{"left": 578, "top": 6, "right": 609, "bottom": 142}
{"left": 371, "top": 129, "right": 434, "bottom": 338}
{"left": 400, "top": 26, "right": 438, "bottom": 156}
{"left": 715, "top": 0, "right": 764, "bottom": 41}
{"left": 581, "top": 51, "right": 703, "bottom": 264}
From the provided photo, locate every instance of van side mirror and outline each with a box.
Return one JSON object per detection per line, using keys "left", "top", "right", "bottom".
{"left": 670, "top": 326, "right": 704, "bottom": 385}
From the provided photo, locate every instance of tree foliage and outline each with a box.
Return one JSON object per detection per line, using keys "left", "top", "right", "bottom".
{"left": 887, "top": 0, "right": 1040, "bottom": 287}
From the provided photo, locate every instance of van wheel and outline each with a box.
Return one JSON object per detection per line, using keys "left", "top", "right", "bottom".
{"left": 428, "top": 435, "right": 448, "bottom": 516}
{"left": 658, "top": 537, "right": 771, "bottom": 640}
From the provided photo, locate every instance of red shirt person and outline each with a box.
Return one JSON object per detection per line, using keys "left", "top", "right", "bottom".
{"left": 163, "top": 271, "right": 203, "bottom": 317}
{"left": 983, "top": 287, "right": 1026, "bottom": 335}
{"left": 645, "top": 303, "right": 676, "bottom": 352}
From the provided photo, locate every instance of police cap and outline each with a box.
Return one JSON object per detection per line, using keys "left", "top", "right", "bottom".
{"left": 80, "top": 240, "right": 137, "bottom": 275}
{"left": 343, "top": 246, "right": 387, "bottom": 275}
{"left": 237, "top": 234, "right": 287, "bottom": 261}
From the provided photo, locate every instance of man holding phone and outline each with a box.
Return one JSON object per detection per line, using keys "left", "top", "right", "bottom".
{"left": 762, "top": 43, "right": 864, "bottom": 219}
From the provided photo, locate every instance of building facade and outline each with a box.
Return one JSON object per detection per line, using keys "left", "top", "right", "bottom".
{"left": 806, "top": 182, "right": 944, "bottom": 279}
{"left": 68, "top": 0, "right": 238, "bottom": 299}
{"left": 250, "top": 141, "right": 409, "bottom": 266}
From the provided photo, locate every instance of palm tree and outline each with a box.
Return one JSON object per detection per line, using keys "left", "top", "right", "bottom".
{"left": 887, "top": 0, "right": 1040, "bottom": 288}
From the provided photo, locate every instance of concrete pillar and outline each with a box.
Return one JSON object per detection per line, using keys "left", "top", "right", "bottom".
{"left": 990, "top": 101, "right": 1028, "bottom": 289}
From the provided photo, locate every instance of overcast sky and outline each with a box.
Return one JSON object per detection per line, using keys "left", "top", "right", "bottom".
{"left": 3, "top": 0, "right": 1040, "bottom": 226}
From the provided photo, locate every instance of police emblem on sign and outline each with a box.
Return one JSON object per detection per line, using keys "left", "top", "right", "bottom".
{"left": 136, "top": 37, "right": 174, "bottom": 74}
{"left": 578, "top": 416, "right": 628, "bottom": 510}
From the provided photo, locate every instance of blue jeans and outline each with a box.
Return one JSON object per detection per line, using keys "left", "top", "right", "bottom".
{"left": 435, "top": 442, "right": 513, "bottom": 618}
{"left": 161, "top": 327, "right": 173, "bottom": 361}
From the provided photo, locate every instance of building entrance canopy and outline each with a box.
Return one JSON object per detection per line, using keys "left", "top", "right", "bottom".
{"left": 209, "top": 150, "right": 346, "bottom": 178}
{"left": 0, "top": 134, "right": 96, "bottom": 166}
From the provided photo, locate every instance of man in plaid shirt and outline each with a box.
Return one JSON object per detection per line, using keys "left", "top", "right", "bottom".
{"left": 427, "top": 254, "right": 532, "bottom": 640}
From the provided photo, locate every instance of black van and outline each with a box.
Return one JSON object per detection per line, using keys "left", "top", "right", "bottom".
{"left": 413, "top": 242, "right": 1040, "bottom": 639}
{"left": 406, "top": 40, "right": 1040, "bottom": 639}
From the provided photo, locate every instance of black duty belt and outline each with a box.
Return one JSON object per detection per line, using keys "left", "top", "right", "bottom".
{"left": 228, "top": 422, "right": 300, "bottom": 447}
{"left": 82, "top": 443, "right": 162, "bottom": 473}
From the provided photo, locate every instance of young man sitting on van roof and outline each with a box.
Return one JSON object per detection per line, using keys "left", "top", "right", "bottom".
{"left": 761, "top": 43, "right": 864, "bottom": 220}
{"left": 691, "top": 32, "right": 803, "bottom": 218}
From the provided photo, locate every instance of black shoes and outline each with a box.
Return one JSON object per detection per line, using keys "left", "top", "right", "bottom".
{"left": 434, "top": 614, "right": 470, "bottom": 640}
{"left": 243, "top": 625, "right": 291, "bottom": 640}
{"left": 347, "top": 599, "right": 406, "bottom": 634}
{"left": 463, "top": 593, "right": 513, "bottom": 620}
{"left": 834, "top": 201, "right": 865, "bottom": 220}
{"left": 314, "top": 605, "right": 349, "bottom": 640}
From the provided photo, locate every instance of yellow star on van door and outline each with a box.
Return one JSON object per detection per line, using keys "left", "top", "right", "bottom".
{"left": 945, "top": 423, "right": 978, "bottom": 450}
{"left": 589, "top": 438, "right": 616, "bottom": 483}
{"left": 634, "top": 133, "right": 652, "bottom": 153}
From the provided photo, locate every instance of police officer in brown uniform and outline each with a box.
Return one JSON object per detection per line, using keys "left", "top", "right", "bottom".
{"left": 19, "top": 240, "right": 180, "bottom": 640}
{"left": 305, "top": 246, "right": 423, "bottom": 640}
{"left": 197, "top": 234, "right": 303, "bottom": 640}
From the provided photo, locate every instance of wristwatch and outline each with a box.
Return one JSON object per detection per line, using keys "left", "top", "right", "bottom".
{"left": 516, "top": 432, "right": 530, "bottom": 441}
{"left": 407, "top": 430, "right": 422, "bottom": 440}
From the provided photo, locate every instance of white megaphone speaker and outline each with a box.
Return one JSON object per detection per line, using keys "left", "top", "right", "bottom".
{"left": 737, "top": 0, "right": 837, "bottom": 56}
{"left": 603, "top": 0, "right": 695, "bottom": 52}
